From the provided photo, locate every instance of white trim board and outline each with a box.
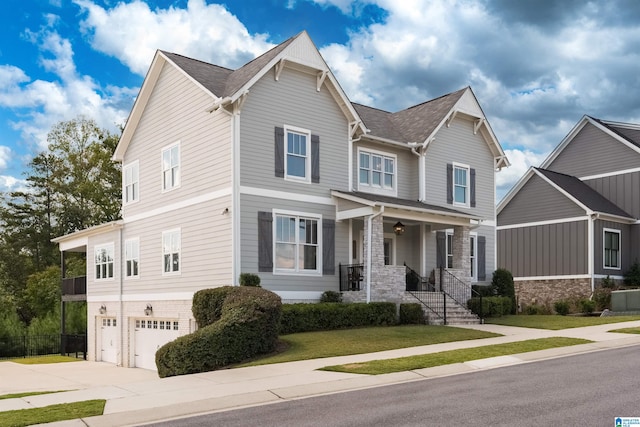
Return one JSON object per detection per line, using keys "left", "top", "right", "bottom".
{"left": 497, "top": 216, "right": 589, "bottom": 230}
{"left": 514, "top": 275, "right": 590, "bottom": 281}
{"left": 240, "top": 186, "right": 334, "bottom": 205}
{"left": 88, "top": 292, "right": 195, "bottom": 302}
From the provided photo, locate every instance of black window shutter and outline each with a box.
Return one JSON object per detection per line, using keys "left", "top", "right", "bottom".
{"left": 446, "top": 163, "right": 453, "bottom": 204}
{"left": 258, "top": 211, "right": 273, "bottom": 272}
{"left": 274, "top": 127, "right": 284, "bottom": 178}
{"left": 436, "top": 231, "right": 446, "bottom": 268}
{"left": 470, "top": 168, "right": 476, "bottom": 207}
{"left": 322, "top": 219, "right": 335, "bottom": 275}
{"left": 477, "top": 235, "right": 486, "bottom": 281}
{"left": 311, "top": 134, "right": 320, "bottom": 183}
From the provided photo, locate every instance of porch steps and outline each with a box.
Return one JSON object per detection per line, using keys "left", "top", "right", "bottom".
{"left": 409, "top": 293, "right": 481, "bottom": 326}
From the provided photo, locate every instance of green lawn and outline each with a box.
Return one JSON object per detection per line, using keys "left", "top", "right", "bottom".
{"left": 242, "top": 325, "right": 500, "bottom": 366}
{"left": 486, "top": 315, "right": 640, "bottom": 330}
{"left": 0, "top": 391, "right": 68, "bottom": 401}
{"left": 5, "top": 355, "right": 82, "bottom": 365}
{"left": 0, "top": 400, "right": 105, "bottom": 427}
{"left": 609, "top": 327, "right": 640, "bottom": 334}
{"left": 322, "top": 337, "right": 592, "bottom": 375}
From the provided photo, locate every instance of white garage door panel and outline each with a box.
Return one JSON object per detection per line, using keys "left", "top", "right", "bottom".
{"left": 100, "top": 317, "right": 118, "bottom": 364}
{"left": 134, "top": 319, "right": 181, "bottom": 370}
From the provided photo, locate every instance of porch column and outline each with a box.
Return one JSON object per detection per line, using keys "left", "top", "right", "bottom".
{"left": 452, "top": 225, "right": 470, "bottom": 277}
{"left": 363, "top": 213, "right": 385, "bottom": 301}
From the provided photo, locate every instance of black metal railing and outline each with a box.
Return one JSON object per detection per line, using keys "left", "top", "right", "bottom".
{"left": 440, "top": 267, "right": 483, "bottom": 321}
{"left": 339, "top": 263, "right": 364, "bottom": 291}
{"left": 405, "top": 264, "right": 435, "bottom": 292}
{"left": 404, "top": 264, "right": 444, "bottom": 321}
{"left": 0, "top": 334, "right": 87, "bottom": 360}
{"left": 62, "top": 276, "right": 87, "bottom": 296}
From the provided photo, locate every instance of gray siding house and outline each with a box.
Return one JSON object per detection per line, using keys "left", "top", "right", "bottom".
{"left": 497, "top": 115, "right": 640, "bottom": 307}
{"left": 54, "top": 32, "right": 509, "bottom": 369}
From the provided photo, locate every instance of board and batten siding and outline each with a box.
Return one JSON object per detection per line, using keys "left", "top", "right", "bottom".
{"left": 498, "top": 174, "right": 585, "bottom": 226}
{"left": 547, "top": 123, "right": 640, "bottom": 178}
{"left": 239, "top": 194, "right": 346, "bottom": 294}
{"left": 87, "top": 229, "right": 122, "bottom": 298}
{"left": 239, "top": 66, "right": 349, "bottom": 196}
{"left": 585, "top": 171, "right": 640, "bottom": 218}
{"left": 423, "top": 117, "right": 496, "bottom": 221}
{"left": 497, "top": 220, "right": 588, "bottom": 277}
{"left": 352, "top": 141, "right": 419, "bottom": 199}
{"left": 594, "top": 219, "right": 631, "bottom": 276}
{"left": 122, "top": 61, "right": 232, "bottom": 219}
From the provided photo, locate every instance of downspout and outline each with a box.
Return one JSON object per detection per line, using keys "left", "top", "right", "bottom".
{"left": 118, "top": 227, "right": 124, "bottom": 367}
{"left": 589, "top": 213, "right": 597, "bottom": 293}
{"left": 232, "top": 101, "right": 242, "bottom": 285}
{"left": 366, "top": 206, "right": 384, "bottom": 303}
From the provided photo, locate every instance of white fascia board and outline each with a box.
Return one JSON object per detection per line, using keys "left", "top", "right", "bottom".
{"left": 52, "top": 220, "right": 124, "bottom": 245}
{"left": 336, "top": 206, "right": 375, "bottom": 221}
{"left": 540, "top": 115, "right": 591, "bottom": 169}
{"left": 497, "top": 216, "right": 589, "bottom": 230}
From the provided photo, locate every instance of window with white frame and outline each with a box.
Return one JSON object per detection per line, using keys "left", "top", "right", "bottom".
{"left": 95, "top": 244, "right": 114, "bottom": 280}
{"left": 358, "top": 149, "right": 396, "bottom": 194}
{"left": 453, "top": 163, "right": 469, "bottom": 205}
{"left": 604, "top": 229, "right": 621, "bottom": 269}
{"left": 125, "top": 238, "right": 139, "bottom": 278}
{"left": 163, "top": 229, "right": 181, "bottom": 273}
{"left": 162, "top": 143, "right": 180, "bottom": 191}
{"left": 285, "top": 127, "right": 310, "bottom": 181}
{"left": 274, "top": 213, "right": 320, "bottom": 273}
{"left": 123, "top": 161, "right": 139, "bottom": 204}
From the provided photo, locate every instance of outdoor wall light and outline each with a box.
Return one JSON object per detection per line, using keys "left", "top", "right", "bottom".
{"left": 144, "top": 304, "right": 153, "bottom": 316}
{"left": 393, "top": 221, "right": 405, "bottom": 235}
{"left": 99, "top": 304, "right": 107, "bottom": 315}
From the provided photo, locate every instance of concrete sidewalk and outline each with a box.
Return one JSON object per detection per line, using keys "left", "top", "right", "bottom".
{"left": 1, "top": 320, "right": 639, "bottom": 427}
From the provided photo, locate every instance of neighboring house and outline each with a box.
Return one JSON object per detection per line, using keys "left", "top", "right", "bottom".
{"left": 53, "top": 31, "right": 509, "bottom": 369}
{"left": 497, "top": 115, "right": 640, "bottom": 308}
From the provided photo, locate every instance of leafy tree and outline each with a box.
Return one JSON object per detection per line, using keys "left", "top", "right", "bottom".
{"left": 491, "top": 268, "right": 516, "bottom": 314}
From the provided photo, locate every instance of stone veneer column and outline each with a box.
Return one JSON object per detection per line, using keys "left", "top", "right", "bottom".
{"left": 452, "top": 225, "right": 470, "bottom": 277}
{"left": 363, "top": 214, "right": 385, "bottom": 300}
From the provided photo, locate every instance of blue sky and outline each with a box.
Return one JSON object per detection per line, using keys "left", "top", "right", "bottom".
{"left": 1, "top": 0, "right": 640, "bottom": 197}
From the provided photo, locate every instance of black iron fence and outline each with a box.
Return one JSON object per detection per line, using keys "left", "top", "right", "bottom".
{"left": 0, "top": 334, "right": 86, "bottom": 360}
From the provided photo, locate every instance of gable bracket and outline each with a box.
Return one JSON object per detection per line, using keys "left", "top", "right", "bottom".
{"left": 446, "top": 110, "right": 458, "bottom": 127}
{"left": 234, "top": 91, "right": 249, "bottom": 113}
{"left": 349, "top": 120, "right": 362, "bottom": 138}
{"left": 317, "top": 70, "right": 328, "bottom": 92}
{"left": 274, "top": 59, "right": 286, "bottom": 81}
{"left": 474, "top": 118, "right": 484, "bottom": 134}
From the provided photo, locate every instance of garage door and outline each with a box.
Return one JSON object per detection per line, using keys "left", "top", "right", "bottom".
{"left": 100, "top": 317, "right": 118, "bottom": 364}
{"left": 134, "top": 319, "right": 181, "bottom": 370}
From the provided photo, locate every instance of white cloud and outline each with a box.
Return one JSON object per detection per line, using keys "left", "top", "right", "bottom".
{"left": 74, "top": 0, "right": 275, "bottom": 75}
{"left": 496, "top": 148, "right": 549, "bottom": 201}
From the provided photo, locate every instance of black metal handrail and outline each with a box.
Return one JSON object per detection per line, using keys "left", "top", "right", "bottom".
{"left": 404, "top": 264, "right": 444, "bottom": 321}
{"left": 440, "top": 267, "right": 483, "bottom": 321}
{"left": 404, "top": 264, "right": 435, "bottom": 292}
{"left": 339, "top": 263, "right": 364, "bottom": 291}
{"left": 62, "top": 276, "right": 87, "bottom": 295}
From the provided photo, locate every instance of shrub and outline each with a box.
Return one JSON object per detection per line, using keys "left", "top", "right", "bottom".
{"left": 624, "top": 262, "right": 640, "bottom": 288}
{"left": 472, "top": 284, "right": 495, "bottom": 297}
{"left": 525, "top": 303, "right": 551, "bottom": 315}
{"left": 593, "top": 287, "right": 612, "bottom": 311}
{"left": 399, "top": 303, "right": 424, "bottom": 324}
{"left": 279, "top": 302, "right": 397, "bottom": 334}
{"left": 600, "top": 275, "right": 616, "bottom": 289}
{"left": 192, "top": 287, "right": 235, "bottom": 327}
{"left": 579, "top": 298, "right": 596, "bottom": 314}
{"left": 156, "top": 286, "right": 281, "bottom": 378}
{"left": 320, "top": 291, "right": 342, "bottom": 303}
{"left": 239, "top": 273, "right": 261, "bottom": 287}
{"left": 491, "top": 268, "right": 516, "bottom": 314}
{"left": 467, "top": 296, "right": 512, "bottom": 317}
{"left": 553, "top": 300, "right": 570, "bottom": 316}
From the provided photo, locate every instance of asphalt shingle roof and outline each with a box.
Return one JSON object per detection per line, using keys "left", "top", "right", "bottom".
{"left": 590, "top": 116, "right": 640, "bottom": 150}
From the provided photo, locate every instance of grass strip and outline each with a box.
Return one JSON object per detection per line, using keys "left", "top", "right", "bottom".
{"left": 486, "top": 315, "right": 640, "bottom": 330}
{"left": 0, "top": 391, "right": 69, "bottom": 401}
{"left": 322, "top": 337, "right": 592, "bottom": 375}
{"left": 7, "top": 356, "right": 82, "bottom": 365}
{"left": 0, "top": 399, "right": 105, "bottom": 427}
{"left": 242, "top": 325, "right": 500, "bottom": 366}
{"left": 609, "top": 327, "right": 640, "bottom": 334}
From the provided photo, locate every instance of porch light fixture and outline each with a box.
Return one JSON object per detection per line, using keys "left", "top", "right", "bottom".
{"left": 393, "top": 221, "right": 405, "bottom": 235}
{"left": 99, "top": 304, "right": 107, "bottom": 315}
{"left": 144, "top": 304, "right": 153, "bottom": 316}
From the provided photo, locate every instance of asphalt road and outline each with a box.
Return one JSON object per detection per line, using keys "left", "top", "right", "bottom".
{"left": 145, "top": 345, "right": 640, "bottom": 427}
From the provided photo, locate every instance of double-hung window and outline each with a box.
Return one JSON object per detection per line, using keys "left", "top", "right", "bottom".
{"left": 358, "top": 149, "right": 396, "bottom": 195}
{"left": 162, "top": 143, "right": 180, "bottom": 191}
{"left": 95, "top": 244, "right": 114, "bottom": 280}
{"left": 125, "top": 238, "right": 139, "bottom": 278}
{"left": 123, "top": 161, "right": 139, "bottom": 204}
{"left": 285, "top": 127, "right": 311, "bottom": 182}
{"left": 163, "top": 229, "right": 181, "bottom": 274}
{"left": 275, "top": 212, "right": 320, "bottom": 274}
{"left": 453, "top": 163, "right": 469, "bottom": 206}
{"left": 604, "top": 229, "right": 621, "bottom": 269}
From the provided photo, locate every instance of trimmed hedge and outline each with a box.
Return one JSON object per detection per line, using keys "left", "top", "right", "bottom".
{"left": 156, "top": 286, "right": 281, "bottom": 378}
{"left": 279, "top": 302, "right": 396, "bottom": 334}
{"left": 399, "top": 303, "right": 425, "bottom": 324}
{"left": 467, "top": 296, "right": 512, "bottom": 318}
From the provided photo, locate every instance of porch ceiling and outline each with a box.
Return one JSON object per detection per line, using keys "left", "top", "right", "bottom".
{"left": 331, "top": 190, "right": 483, "bottom": 226}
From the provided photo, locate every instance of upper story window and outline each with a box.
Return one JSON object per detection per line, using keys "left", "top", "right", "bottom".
{"left": 162, "top": 143, "right": 180, "bottom": 191}
{"left": 358, "top": 148, "right": 396, "bottom": 195}
{"left": 125, "top": 238, "right": 139, "bottom": 278}
{"left": 274, "top": 212, "right": 320, "bottom": 274}
{"left": 604, "top": 229, "right": 621, "bottom": 269}
{"left": 163, "top": 229, "right": 181, "bottom": 274}
{"left": 453, "top": 163, "right": 469, "bottom": 206}
{"left": 123, "top": 161, "right": 139, "bottom": 204}
{"left": 285, "top": 126, "right": 311, "bottom": 182}
{"left": 95, "top": 243, "right": 114, "bottom": 280}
